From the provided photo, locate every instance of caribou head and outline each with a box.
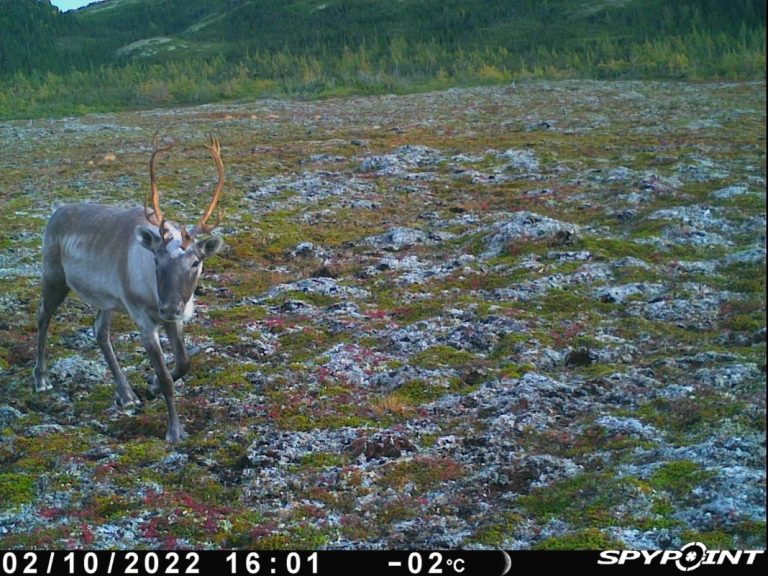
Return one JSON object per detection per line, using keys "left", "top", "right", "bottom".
{"left": 34, "top": 134, "right": 226, "bottom": 443}
{"left": 137, "top": 135, "right": 225, "bottom": 322}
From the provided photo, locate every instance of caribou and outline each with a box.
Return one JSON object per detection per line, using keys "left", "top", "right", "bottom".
{"left": 33, "top": 135, "right": 225, "bottom": 443}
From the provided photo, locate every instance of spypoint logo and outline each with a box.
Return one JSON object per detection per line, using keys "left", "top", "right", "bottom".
{"left": 598, "top": 542, "right": 764, "bottom": 571}
{"left": 677, "top": 542, "right": 714, "bottom": 571}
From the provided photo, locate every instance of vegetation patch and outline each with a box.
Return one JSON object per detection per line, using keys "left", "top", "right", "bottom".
{"left": 534, "top": 528, "right": 625, "bottom": 550}
{"left": 648, "top": 460, "right": 714, "bottom": 498}
{"left": 0, "top": 473, "right": 36, "bottom": 510}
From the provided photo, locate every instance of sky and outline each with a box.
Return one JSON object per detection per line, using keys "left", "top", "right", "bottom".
{"left": 50, "top": 0, "right": 98, "bottom": 11}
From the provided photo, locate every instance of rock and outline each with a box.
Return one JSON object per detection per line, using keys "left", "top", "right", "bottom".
{"left": 492, "top": 454, "right": 582, "bottom": 492}
{"left": 564, "top": 348, "right": 595, "bottom": 367}
{"left": 691, "top": 363, "right": 761, "bottom": 391}
{"left": 258, "top": 277, "right": 371, "bottom": 301}
{"left": 597, "top": 283, "right": 666, "bottom": 304}
{"left": 546, "top": 250, "right": 592, "bottom": 262}
{"left": 594, "top": 415, "right": 660, "bottom": 441}
{"left": 375, "top": 255, "right": 422, "bottom": 271}
{"left": 348, "top": 433, "right": 417, "bottom": 460}
{"left": 627, "top": 289, "right": 731, "bottom": 329}
{"left": 647, "top": 205, "right": 729, "bottom": 231}
{"left": 365, "top": 227, "right": 454, "bottom": 251}
{"left": 246, "top": 172, "right": 375, "bottom": 206}
{"left": 28, "top": 424, "right": 66, "bottom": 436}
{"left": 291, "top": 241, "right": 316, "bottom": 257}
{"left": 49, "top": 356, "right": 105, "bottom": 387}
{"left": 660, "top": 227, "right": 732, "bottom": 247}
{"left": 674, "top": 157, "right": 728, "bottom": 182}
{"left": 153, "top": 452, "right": 189, "bottom": 472}
{"left": 605, "top": 166, "right": 635, "bottom": 182}
{"left": 360, "top": 145, "right": 442, "bottom": 175}
{"left": 84, "top": 445, "right": 116, "bottom": 461}
{"left": 525, "top": 119, "right": 556, "bottom": 131}
{"left": 0, "top": 405, "right": 23, "bottom": 428}
{"left": 366, "top": 227, "right": 427, "bottom": 251}
{"left": 482, "top": 211, "right": 580, "bottom": 257}
{"left": 712, "top": 185, "right": 751, "bottom": 199}
{"left": 277, "top": 299, "right": 317, "bottom": 314}
{"left": 638, "top": 172, "right": 681, "bottom": 194}
{"left": 722, "top": 247, "right": 766, "bottom": 266}
{"left": 499, "top": 149, "right": 540, "bottom": 173}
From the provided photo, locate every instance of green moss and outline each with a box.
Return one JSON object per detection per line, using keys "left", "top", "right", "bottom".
{"left": 718, "top": 295, "right": 766, "bottom": 334}
{"left": 222, "top": 510, "right": 265, "bottom": 548}
{"left": 733, "top": 520, "right": 767, "bottom": 548}
{"left": 281, "top": 412, "right": 371, "bottom": 431}
{"left": 682, "top": 530, "right": 735, "bottom": 550}
{"left": 533, "top": 288, "right": 598, "bottom": 318}
{"left": 468, "top": 512, "right": 524, "bottom": 546}
{"left": 250, "top": 524, "right": 332, "bottom": 549}
{"left": 196, "top": 361, "right": 259, "bottom": 390}
{"left": 87, "top": 493, "right": 138, "bottom": 521}
{"left": 491, "top": 332, "right": 529, "bottom": 360}
{"left": 393, "top": 379, "right": 447, "bottom": 405}
{"left": 118, "top": 439, "right": 169, "bottom": 467}
{"left": 73, "top": 383, "right": 116, "bottom": 415}
{"left": 498, "top": 362, "right": 528, "bottom": 379}
{"left": 379, "top": 499, "right": 419, "bottom": 524}
{"left": 634, "top": 391, "right": 745, "bottom": 439}
{"left": 522, "top": 424, "right": 654, "bottom": 460}
{"left": 411, "top": 345, "right": 478, "bottom": 369}
{"left": 281, "top": 326, "right": 345, "bottom": 362}
{"left": 0, "top": 473, "right": 36, "bottom": 510}
{"left": 377, "top": 456, "right": 465, "bottom": 494}
{"left": 572, "top": 362, "right": 620, "bottom": 378}
{"left": 14, "top": 431, "right": 94, "bottom": 473}
{"left": 388, "top": 300, "right": 446, "bottom": 323}
{"left": 518, "top": 472, "right": 634, "bottom": 528}
{"left": 535, "top": 528, "right": 625, "bottom": 550}
{"left": 211, "top": 332, "right": 243, "bottom": 346}
{"left": 648, "top": 460, "right": 713, "bottom": 498}
{"left": 270, "top": 290, "right": 338, "bottom": 308}
{"left": 0, "top": 525, "right": 70, "bottom": 548}
{"left": 298, "top": 452, "right": 349, "bottom": 469}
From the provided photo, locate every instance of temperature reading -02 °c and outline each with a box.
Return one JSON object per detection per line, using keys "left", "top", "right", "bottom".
{"left": 388, "top": 552, "right": 466, "bottom": 574}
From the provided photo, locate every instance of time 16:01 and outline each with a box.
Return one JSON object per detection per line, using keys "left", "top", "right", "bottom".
{"left": 226, "top": 552, "right": 319, "bottom": 575}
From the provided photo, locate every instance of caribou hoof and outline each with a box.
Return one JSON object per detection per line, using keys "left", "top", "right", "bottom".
{"left": 33, "top": 374, "right": 53, "bottom": 392}
{"left": 148, "top": 375, "right": 184, "bottom": 398}
{"left": 166, "top": 424, "right": 188, "bottom": 444}
{"left": 116, "top": 389, "right": 142, "bottom": 410}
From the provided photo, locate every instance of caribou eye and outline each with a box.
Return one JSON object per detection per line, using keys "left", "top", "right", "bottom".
{"left": 191, "top": 259, "right": 201, "bottom": 268}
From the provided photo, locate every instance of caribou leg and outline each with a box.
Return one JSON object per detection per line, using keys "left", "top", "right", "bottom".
{"left": 148, "top": 320, "right": 190, "bottom": 398}
{"left": 95, "top": 309, "right": 140, "bottom": 408}
{"left": 165, "top": 320, "right": 191, "bottom": 380}
{"left": 33, "top": 276, "right": 69, "bottom": 392}
{"left": 141, "top": 326, "right": 187, "bottom": 443}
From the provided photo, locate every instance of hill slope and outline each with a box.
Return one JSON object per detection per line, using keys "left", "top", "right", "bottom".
{"left": 0, "top": 0, "right": 765, "bottom": 118}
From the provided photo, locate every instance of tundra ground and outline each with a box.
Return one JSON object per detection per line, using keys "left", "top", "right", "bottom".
{"left": 0, "top": 80, "right": 765, "bottom": 549}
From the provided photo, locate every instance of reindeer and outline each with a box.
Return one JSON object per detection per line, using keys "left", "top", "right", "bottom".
{"left": 33, "top": 135, "right": 225, "bottom": 443}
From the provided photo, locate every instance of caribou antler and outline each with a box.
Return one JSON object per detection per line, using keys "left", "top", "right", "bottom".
{"left": 196, "top": 134, "right": 225, "bottom": 235}
{"left": 142, "top": 133, "right": 224, "bottom": 247}
{"left": 144, "top": 133, "right": 175, "bottom": 237}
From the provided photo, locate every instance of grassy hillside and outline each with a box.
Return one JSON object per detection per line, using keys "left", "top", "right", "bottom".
{"left": 0, "top": 0, "right": 765, "bottom": 118}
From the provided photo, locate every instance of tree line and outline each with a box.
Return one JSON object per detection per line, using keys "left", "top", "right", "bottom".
{"left": 0, "top": 0, "right": 764, "bottom": 119}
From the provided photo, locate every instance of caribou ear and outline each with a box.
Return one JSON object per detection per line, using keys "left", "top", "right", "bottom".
{"left": 135, "top": 225, "right": 164, "bottom": 253}
{"left": 196, "top": 236, "right": 223, "bottom": 260}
